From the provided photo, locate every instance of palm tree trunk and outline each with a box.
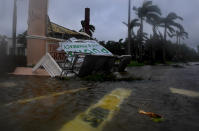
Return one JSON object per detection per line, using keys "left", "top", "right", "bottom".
{"left": 153, "top": 25, "right": 156, "bottom": 37}
{"left": 164, "top": 24, "right": 167, "bottom": 41}
{"left": 139, "top": 17, "right": 143, "bottom": 62}
{"left": 176, "top": 35, "right": 178, "bottom": 44}
{"left": 140, "top": 17, "right": 144, "bottom": 38}
{"left": 175, "top": 35, "right": 179, "bottom": 61}
{"left": 150, "top": 43, "right": 155, "bottom": 64}
{"left": 162, "top": 24, "right": 167, "bottom": 63}
{"left": 178, "top": 37, "right": 181, "bottom": 60}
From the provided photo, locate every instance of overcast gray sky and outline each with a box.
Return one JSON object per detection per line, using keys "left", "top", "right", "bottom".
{"left": 0, "top": 0, "right": 199, "bottom": 49}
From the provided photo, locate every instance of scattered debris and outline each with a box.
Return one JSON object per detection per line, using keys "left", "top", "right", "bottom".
{"left": 138, "top": 110, "right": 163, "bottom": 122}
{"left": 139, "top": 110, "right": 161, "bottom": 118}
{"left": 33, "top": 38, "right": 131, "bottom": 78}
{"left": 32, "top": 53, "right": 62, "bottom": 77}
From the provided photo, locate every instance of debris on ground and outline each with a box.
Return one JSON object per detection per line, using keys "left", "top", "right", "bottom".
{"left": 138, "top": 110, "right": 164, "bottom": 122}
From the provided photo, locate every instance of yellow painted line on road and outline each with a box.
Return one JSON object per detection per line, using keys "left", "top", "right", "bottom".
{"left": 59, "top": 88, "right": 132, "bottom": 131}
{"left": 5, "top": 87, "right": 88, "bottom": 106}
{"left": 170, "top": 87, "right": 199, "bottom": 97}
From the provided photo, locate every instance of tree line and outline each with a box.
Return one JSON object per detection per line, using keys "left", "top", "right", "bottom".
{"left": 102, "top": 1, "right": 199, "bottom": 63}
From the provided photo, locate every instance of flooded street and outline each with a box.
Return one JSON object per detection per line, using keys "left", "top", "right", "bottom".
{"left": 0, "top": 63, "right": 199, "bottom": 131}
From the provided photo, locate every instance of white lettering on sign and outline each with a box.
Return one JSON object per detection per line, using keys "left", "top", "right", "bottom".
{"left": 59, "top": 39, "right": 113, "bottom": 56}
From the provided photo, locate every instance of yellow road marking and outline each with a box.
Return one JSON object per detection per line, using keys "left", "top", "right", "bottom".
{"left": 5, "top": 87, "right": 88, "bottom": 106}
{"left": 170, "top": 87, "right": 199, "bottom": 97}
{"left": 59, "top": 88, "right": 131, "bottom": 131}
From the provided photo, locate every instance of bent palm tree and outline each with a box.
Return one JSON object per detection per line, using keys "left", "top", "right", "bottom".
{"left": 170, "top": 25, "right": 188, "bottom": 45}
{"left": 146, "top": 15, "right": 161, "bottom": 38}
{"left": 133, "top": 1, "right": 161, "bottom": 40}
{"left": 172, "top": 26, "right": 188, "bottom": 61}
{"left": 133, "top": 1, "right": 161, "bottom": 61}
{"left": 159, "top": 12, "right": 183, "bottom": 62}
{"left": 79, "top": 20, "right": 95, "bottom": 37}
{"left": 146, "top": 16, "right": 162, "bottom": 64}
{"left": 176, "top": 29, "right": 188, "bottom": 45}
{"left": 159, "top": 12, "right": 183, "bottom": 41}
{"left": 123, "top": 19, "right": 140, "bottom": 59}
{"left": 123, "top": 19, "right": 140, "bottom": 37}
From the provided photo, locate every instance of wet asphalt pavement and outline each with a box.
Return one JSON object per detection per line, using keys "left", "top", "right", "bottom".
{"left": 0, "top": 63, "right": 199, "bottom": 131}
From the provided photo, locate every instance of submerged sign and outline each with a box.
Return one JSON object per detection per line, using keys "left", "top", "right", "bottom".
{"left": 59, "top": 38, "right": 113, "bottom": 56}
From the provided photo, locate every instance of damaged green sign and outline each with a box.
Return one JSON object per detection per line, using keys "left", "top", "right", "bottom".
{"left": 59, "top": 38, "right": 113, "bottom": 56}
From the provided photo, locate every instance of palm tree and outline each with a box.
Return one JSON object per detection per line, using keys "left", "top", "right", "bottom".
{"left": 176, "top": 29, "right": 188, "bottom": 45}
{"left": 146, "top": 16, "right": 162, "bottom": 38}
{"left": 79, "top": 20, "right": 95, "bottom": 37}
{"left": 133, "top": 1, "right": 161, "bottom": 40}
{"left": 171, "top": 26, "right": 188, "bottom": 61}
{"left": 146, "top": 17, "right": 161, "bottom": 64}
{"left": 133, "top": 1, "right": 161, "bottom": 61}
{"left": 123, "top": 19, "right": 140, "bottom": 37}
{"left": 159, "top": 12, "right": 183, "bottom": 62}
{"left": 159, "top": 12, "right": 183, "bottom": 41}
{"left": 123, "top": 19, "right": 140, "bottom": 59}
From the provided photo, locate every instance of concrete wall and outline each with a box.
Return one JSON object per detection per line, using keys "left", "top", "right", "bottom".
{"left": 27, "top": 0, "right": 48, "bottom": 66}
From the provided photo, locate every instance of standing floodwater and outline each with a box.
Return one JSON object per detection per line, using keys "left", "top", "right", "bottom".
{"left": 0, "top": 63, "right": 199, "bottom": 131}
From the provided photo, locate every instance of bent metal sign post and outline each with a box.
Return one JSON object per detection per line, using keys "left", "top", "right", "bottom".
{"left": 59, "top": 39, "right": 113, "bottom": 56}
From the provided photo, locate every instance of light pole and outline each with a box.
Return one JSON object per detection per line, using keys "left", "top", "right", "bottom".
{"left": 12, "top": 0, "right": 17, "bottom": 55}
{"left": 127, "top": 0, "right": 131, "bottom": 55}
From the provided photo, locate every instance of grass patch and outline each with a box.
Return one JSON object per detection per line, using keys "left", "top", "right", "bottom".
{"left": 128, "top": 61, "right": 145, "bottom": 67}
{"left": 164, "top": 61, "right": 175, "bottom": 65}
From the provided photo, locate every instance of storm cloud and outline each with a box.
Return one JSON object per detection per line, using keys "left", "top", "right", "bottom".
{"left": 0, "top": 0, "right": 199, "bottom": 48}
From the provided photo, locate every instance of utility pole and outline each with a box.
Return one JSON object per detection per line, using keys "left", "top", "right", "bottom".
{"left": 127, "top": 0, "right": 131, "bottom": 55}
{"left": 12, "top": 0, "right": 17, "bottom": 55}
